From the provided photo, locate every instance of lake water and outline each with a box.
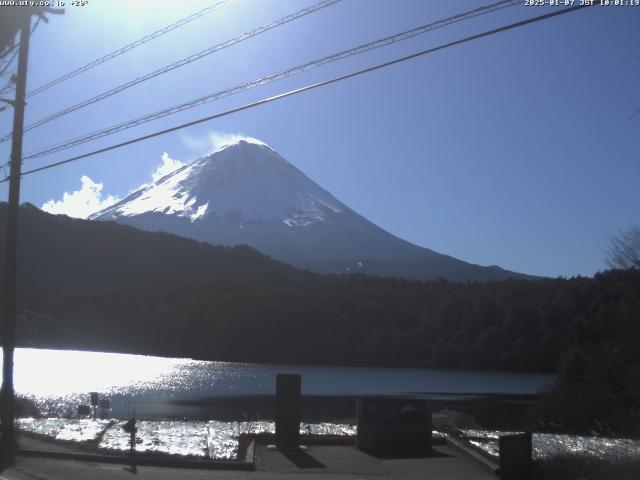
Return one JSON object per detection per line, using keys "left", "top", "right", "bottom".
{"left": 3, "top": 347, "right": 554, "bottom": 419}
{"left": 7, "top": 348, "right": 635, "bottom": 463}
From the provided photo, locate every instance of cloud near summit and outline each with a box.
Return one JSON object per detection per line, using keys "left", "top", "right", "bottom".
{"left": 41, "top": 176, "right": 120, "bottom": 219}
{"left": 152, "top": 152, "right": 185, "bottom": 183}
{"left": 181, "top": 131, "right": 267, "bottom": 156}
{"left": 41, "top": 152, "right": 185, "bottom": 219}
{"left": 40, "top": 132, "right": 264, "bottom": 219}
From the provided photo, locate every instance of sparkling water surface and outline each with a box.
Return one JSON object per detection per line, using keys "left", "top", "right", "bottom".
{"left": 18, "top": 418, "right": 639, "bottom": 462}
{"left": 17, "top": 418, "right": 355, "bottom": 460}
{"left": 6, "top": 348, "right": 634, "bottom": 462}
{"left": 5, "top": 347, "right": 553, "bottom": 418}
{"left": 463, "top": 429, "right": 640, "bottom": 460}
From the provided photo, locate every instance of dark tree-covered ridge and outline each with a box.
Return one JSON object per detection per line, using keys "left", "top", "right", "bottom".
{"left": 18, "top": 269, "right": 639, "bottom": 372}
{"left": 3, "top": 203, "right": 640, "bottom": 435}
{"left": 0, "top": 203, "right": 309, "bottom": 292}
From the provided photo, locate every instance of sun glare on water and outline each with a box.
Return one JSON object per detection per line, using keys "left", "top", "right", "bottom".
{"left": 1, "top": 348, "right": 189, "bottom": 397}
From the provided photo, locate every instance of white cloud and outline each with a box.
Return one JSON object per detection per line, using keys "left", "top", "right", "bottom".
{"left": 152, "top": 152, "right": 184, "bottom": 182}
{"left": 41, "top": 153, "right": 185, "bottom": 219}
{"left": 180, "top": 131, "right": 268, "bottom": 156}
{"left": 41, "top": 176, "right": 120, "bottom": 219}
{"left": 180, "top": 133, "right": 209, "bottom": 153}
{"left": 208, "top": 132, "right": 268, "bottom": 151}
{"left": 133, "top": 151, "right": 185, "bottom": 192}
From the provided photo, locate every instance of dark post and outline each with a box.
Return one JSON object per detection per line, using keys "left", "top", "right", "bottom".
{"left": 90, "top": 392, "right": 99, "bottom": 419}
{"left": 98, "top": 398, "right": 110, "bottom": 419}
{"left": 499, "top": 432, "right": 532, "bottom": 480}
{"left": 77, "top": 405, "right": 91, "bottom": 417}
{"left": 1, "top": 11, "right": 31, "bottom": 463}
{"left": 275, "top": 373, "right": 301, "bottom": 449}
{"left": 123, "top": 411, "right": 137, "bottom": 472}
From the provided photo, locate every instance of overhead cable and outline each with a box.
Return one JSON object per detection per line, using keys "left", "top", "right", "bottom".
{"left": 26, "top": 0, "right": 235, "bottom": 98}
{"left": 22, "top": 0, "right": 518, "bottom": 160}
{"left": 1, "top": 0, "right": 342, "bottom": 144}
{"left": 4, "top": 1, "right": 596, "bottom": 182}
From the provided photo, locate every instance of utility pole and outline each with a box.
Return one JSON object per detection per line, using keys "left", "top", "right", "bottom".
{"left": 1, "top": 10, "right": 31, "bottom": 464}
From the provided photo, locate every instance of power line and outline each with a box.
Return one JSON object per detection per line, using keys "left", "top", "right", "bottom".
{"left": 0, "top": 66, "right": 17, "bottom": 82}
{"left": 3, "top": 1, "right": 596, "bottom": 183}
{"left": 0, "top": 37, "right": 21, "bottom": 66}
{"left": 0, "top": 82, "right": 15, "bottom": 96}
{"left": 0, "top": 49, "right": 19, "bottom": 79}
{"left": 1, "top": 0, "right": 342, "bottom": 144}
{"left": 22, "top": 0, "right": 519, "bottom": 161}
{"left": 0, "top": 18, "right": 42, "bottom": 81}
{"left": 25, "top": 0, "right": 234, "bottom": 98}
{"left": 0, "top": 18, "right": 41, "bottom": 113}
{"left": 0, "top": 43, "right": 19, "bottom": 63}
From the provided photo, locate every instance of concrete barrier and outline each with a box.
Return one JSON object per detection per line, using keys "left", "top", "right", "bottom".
{"left": 356, "top": 397, "right": 430, "bottom": 454}
{"left": 275, "top": 374, "right": 301, "bottom": 449}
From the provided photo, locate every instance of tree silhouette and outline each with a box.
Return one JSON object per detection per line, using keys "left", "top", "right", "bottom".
{"left": 606, "top": 226, "right": 640, "bottom": 269}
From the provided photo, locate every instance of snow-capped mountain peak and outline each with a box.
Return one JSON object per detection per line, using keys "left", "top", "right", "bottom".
{"left": 92, "top": 139, "right": 344, "bottom": 226}
{"left": 90, "top": 137, "right": 529, "bottom": 282}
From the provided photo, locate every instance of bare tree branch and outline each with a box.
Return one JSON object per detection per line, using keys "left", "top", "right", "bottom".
{"left": 606, "top": 226, "right": 640, "bottom": 269}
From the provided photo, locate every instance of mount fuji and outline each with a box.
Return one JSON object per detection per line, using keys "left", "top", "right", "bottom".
{"left": 91, "top": 139, "right": 527, "bottom": 281}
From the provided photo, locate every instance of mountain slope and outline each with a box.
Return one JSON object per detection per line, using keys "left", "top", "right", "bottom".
{"left": 93, "top": 139, "right": 529, "bottom": 282}
{"left": 0, "top": 203, "right": 307, "bottom": 292}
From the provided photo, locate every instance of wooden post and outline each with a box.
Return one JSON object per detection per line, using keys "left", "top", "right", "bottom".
{"left": 1, "top": 10, "right": 31, "bottom": 463}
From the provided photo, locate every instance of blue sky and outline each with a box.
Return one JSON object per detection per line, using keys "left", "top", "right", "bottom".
{"left": 0, "top": 0, "right": 638, "bottom": 278}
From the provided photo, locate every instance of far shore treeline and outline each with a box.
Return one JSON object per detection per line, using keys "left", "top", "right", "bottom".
{"left": 1, "top": 203, "right": 639, "bottom": 436}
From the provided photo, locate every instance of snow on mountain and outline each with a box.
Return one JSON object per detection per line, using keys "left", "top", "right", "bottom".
{"left": 92, "top": 138, "right": 530, "bottom": 282}
{"left": 93, "top": 140, "right": 344, "bottom": 227}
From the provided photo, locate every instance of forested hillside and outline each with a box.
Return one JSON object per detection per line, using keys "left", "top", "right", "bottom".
{"left": 0, "top": 203, "right": 308, "bottom": 292}
{"left": 20, "top": 270, "right": 640, "bottom": 375}
{"left": 3, "top": 203, "right": 639, "bottom": 435}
